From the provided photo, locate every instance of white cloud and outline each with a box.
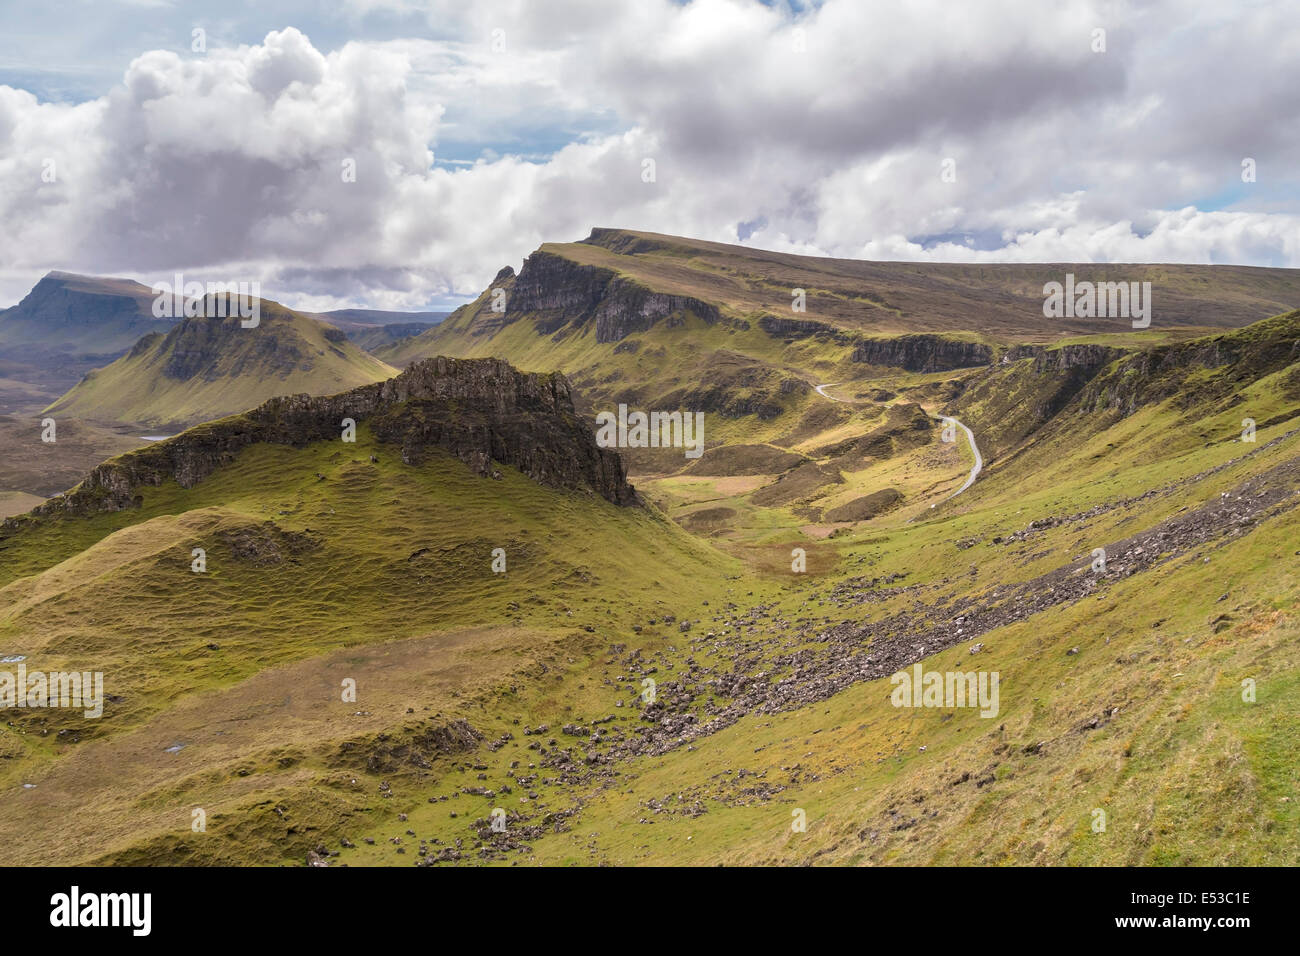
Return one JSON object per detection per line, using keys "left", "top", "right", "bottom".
{"left": 0, "top": 1, "right": 1296, "bottom": 310}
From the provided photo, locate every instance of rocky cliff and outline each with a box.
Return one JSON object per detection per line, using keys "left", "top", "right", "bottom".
{"left": 507, "top": 250, "right": 721, "bottom": 343}
{"left": 1002, "top": 343, "right": 1129, "bottom": 373}
{"left": 756, "top": 315, "right": 849, "bottom": 341}
{"left": 1077, "top": 312, "right": 1300, "bottom": 417}
{"left": 851, "top": 334, "right": 993, "bottom": 372}
{"left": 8, "top": 356, "right": 636, "bottom": 526}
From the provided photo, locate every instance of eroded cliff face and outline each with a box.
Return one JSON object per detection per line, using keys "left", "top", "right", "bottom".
{"left": 756, "top": 315, "right": 849, "bottom": 342}
{"left": 1002, "top": 343, "right": 1129, "bottom": 373}
{"left": 506, "top": 250, "right": 721, "bottom": 343}
{"left": 850, "top": 334, "right": 994, "bottom": 372}
{"left": 1077, "top": 312, "right": 1300, "bottom": 417}
{"left": 6, "top": 356, "right": 636, "bottom": 526}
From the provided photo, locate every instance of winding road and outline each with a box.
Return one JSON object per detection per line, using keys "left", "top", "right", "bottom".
{"left": 940, "top": 415, "right": 983, "bottom": 500}
{"left": 814, "top": 382, "right": 845, "bottom": 402}
{"left": 811, "top": 381, "right": 983, "bottom": 502}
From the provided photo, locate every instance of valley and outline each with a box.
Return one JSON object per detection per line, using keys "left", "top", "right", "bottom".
{"left": 0, "top": 231, "right": 1297, "bottom": 867}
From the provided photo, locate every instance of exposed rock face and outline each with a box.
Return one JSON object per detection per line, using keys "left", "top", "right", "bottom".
{"left": 334, "top": 718, "right": 483, "bottom": 773}
{"left": 757, "top": 315, "right": 847, "bottom": 341}
{"left": 161, "top": 311, "right": 310, "bottom": 381}
{"left": 0, "top": 271, "right": 169, "bottom": 354}
{"left": 217, "top": 522, "right": 321, "bottom": 565}
{"left": 1078, "top": 312, "right": 1300, "bottom": 417}
{"left": 7, "top": 356, "right": 636, "bottom": 525}
{"left": 1003, "top": 343, "right": 1128, "bottom": 372}
{"left": 508, "top": 250, "right": 721, "bottom": 343}
{"left": 851, "top": 334, "right": 993, "bottom": 372}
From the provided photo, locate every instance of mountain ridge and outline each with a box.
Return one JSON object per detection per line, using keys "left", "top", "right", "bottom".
{"left": 6, "top": 354, "right": 634, "bottom": 533}
{"left": 43, "top": 297, "right": 398, "bottom": 428}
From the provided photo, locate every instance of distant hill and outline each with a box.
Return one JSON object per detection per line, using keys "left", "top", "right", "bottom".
{"left": 378, "top": 229, "right": 1300, "bottom": 467}
{"left": 345, "top": 321, "right": 444, "bottom": 352}
{"left": 0, "top": 271, "right": 173, "bottom": 355}
{"left": 45, "top": 298, "right": 397, "bottom": 428}
{"left": 306, "top": 308, "right": 449, "bottom": 353}
{"left": 0, "top": 272, "right": 180, "bottom": 410}
{"left": 387, "top": 228, "right": 1300, "bottom": 362}
{"left": 312, "top": 308, "right": 450, "bottom": 331}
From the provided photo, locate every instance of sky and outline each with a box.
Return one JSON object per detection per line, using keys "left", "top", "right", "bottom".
{"left": 0, "top": 0, "right": 1297, "bottom": 312}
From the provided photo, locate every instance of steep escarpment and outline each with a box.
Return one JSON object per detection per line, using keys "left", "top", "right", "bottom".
{"left": 954, "top": 345, "right": 1126, "bottom": 459}
{"left": 851, "top": 334, "right": 993, "bottom": 372}
{"left": 954, "top": 311, "right": 1300, "bottom": 465}
{"left": 9, "top": 356, "right": 636, "bottom": 525}
{"left": 0, "top": 271, "right": 171, "bottom": 356}
{"left": 0, "top": 272, "right": 178, "bottom": 399}
{"left": 1076, "top": 311, "right": 1300, "bottom": 417}
{"left": 510, "top": 250, "right": 722, "bottom": 343}
{"left": 1002, "top": 342, "right": 1130, "bottom": 373}
{"left": 756, "top": 315, "right": 848, "bottom": 341}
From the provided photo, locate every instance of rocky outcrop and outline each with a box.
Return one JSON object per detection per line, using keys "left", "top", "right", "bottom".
{"left": 5, "top": 356, "right": 636, "bottom": 526}
{"left": 757, "top": 315, "right": 847, "bottom": 341}
{"left": 1078, "top": 312, "right": 1300, "bottom": 417}
{"left": 507, "top": 250, "right": 721, "bottom": 343}
{"left": 851, "top": 334, "right": 993, "bottom": 372}
{"left": 1002, "top": 343, "right": 1128, "bottom": 373}
{"left": 333, "top": 718, "right": 483, "bottom": 773}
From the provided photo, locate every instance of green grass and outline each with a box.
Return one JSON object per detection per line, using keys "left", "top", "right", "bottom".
{"left": 2, "top": 296, "right": 1299, "bottom": 867}
{"left": 0, "top": 424, "right": 744, "bottom": 864}
{"left": 45, "top": 301, "right": 397, "bottom": 428}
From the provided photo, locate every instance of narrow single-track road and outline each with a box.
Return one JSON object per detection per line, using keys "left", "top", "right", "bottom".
{"left": 941, "top": 415, "right": 982, "bottom": 499}
{"left": 812, "top": 380, "right": 983, "bottom": 503}
{"left": 814, "top": 382, "right": 845, "bottom": 402}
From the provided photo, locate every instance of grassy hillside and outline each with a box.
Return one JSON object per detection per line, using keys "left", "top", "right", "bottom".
{"left": 44, "top": 300, "right": 397, "bottom": 429}
{"left": 0, "top": 425, "right": 735, "bottom": 865}
{"left": 378, "top": 230, "right": 1300, "bottom": 502}
{"left": 1, "top": 309, "right": 1297, "bottom": 867}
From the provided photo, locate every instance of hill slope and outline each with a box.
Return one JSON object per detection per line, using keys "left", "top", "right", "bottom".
{"left": 1, "top": 315, "right": 1297, "bottom": 867}
{"left": 0, "top": 271, "right": 172, "bottom": 355}
{"left": 44, "top": 299, "right": 398, "bottom": 429}
{"left": 0, "top": 355, "right": 724, "bottom": 865}
{"left": 379, "top": 229, "right": 1300, "bottom": 485}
